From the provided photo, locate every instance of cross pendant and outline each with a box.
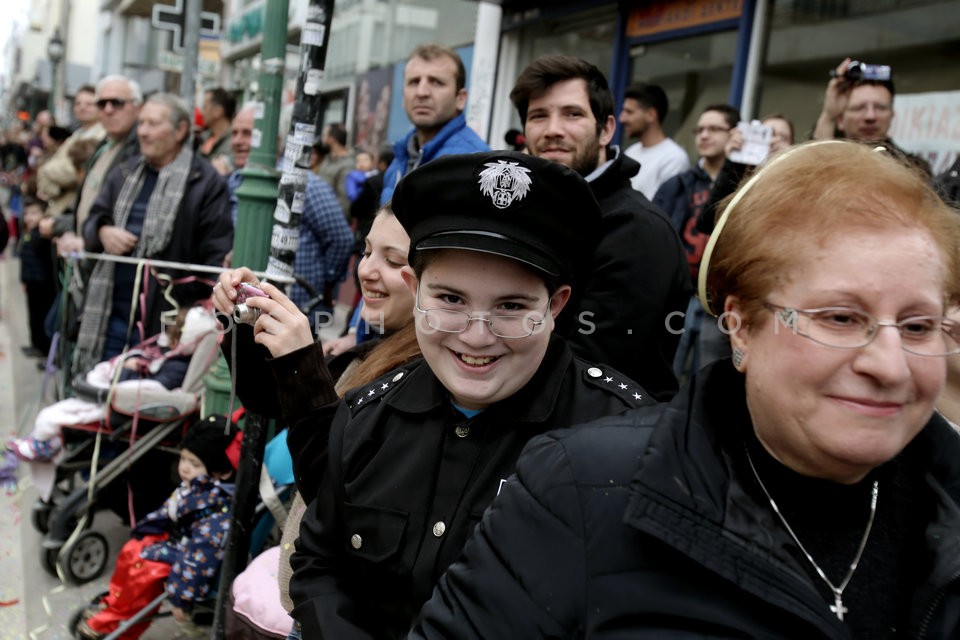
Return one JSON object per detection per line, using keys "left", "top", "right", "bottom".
{"left": 830, "top": 593, "right": 848, "bottom": 621}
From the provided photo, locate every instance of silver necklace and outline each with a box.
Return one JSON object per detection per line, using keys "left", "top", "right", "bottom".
{"left": 745, "top": 447, "right": 879, "bottom": 622}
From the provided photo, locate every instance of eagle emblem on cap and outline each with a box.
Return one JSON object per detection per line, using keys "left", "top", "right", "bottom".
{"left": 478, "top": 160, "right": 532, "bottom": 209}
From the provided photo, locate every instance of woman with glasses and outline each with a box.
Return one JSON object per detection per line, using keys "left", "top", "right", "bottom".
{"left": 218, "top": 151, "right": 648, "bottom": 638}
{"left": 410, "top": 140, "right": 960, "bottom": 640}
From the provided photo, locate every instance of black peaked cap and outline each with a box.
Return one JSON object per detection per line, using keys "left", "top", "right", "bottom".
{"left": 391, "top": 151, "right": 601, "bottom": 284}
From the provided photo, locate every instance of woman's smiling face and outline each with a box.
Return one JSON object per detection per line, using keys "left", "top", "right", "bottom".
{"left": 403, "top": 249, "right": 569, "bottom": 411}
{"left": 358, "top": 211, "right": 413, "bottom": 332}
{"left": 729, "top": 227, "right": 948, "bottom": 483}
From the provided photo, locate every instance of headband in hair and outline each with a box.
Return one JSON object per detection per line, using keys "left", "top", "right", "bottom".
{"left": 696, "top": 140, "right": 850, "bottom": 316}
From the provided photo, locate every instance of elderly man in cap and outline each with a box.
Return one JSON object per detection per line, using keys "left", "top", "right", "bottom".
{"left": 213, "top": 150, "right": 651, "bottom": 639}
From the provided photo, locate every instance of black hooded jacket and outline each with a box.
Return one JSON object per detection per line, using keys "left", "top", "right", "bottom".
{"left": 562, "top": 149, "right": 690, "bottom": 401}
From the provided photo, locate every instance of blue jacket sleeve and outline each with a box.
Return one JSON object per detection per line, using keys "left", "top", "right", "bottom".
{"left": 165, "top": 509, "right": 231, "bottom": 610}
{"left": 131, "top": 492, "right": 176, "bottom": 538}
{"left": 379, "top": 158, "right": 402, "bottom": 206}
{"left": 652, "top": 175, "right": 688, "bottom": 235}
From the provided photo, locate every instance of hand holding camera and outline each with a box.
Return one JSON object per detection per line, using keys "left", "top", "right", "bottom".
{"left": 234, "top": 282, "right": 270, "bottom": 325}
{"left": 829, "top": 60, "right": 891, "bottom": 84}
{"left": 212, "top": 267, "right": 257, "bottom": 316}
{"left": 813, "top": 57, "right": 893, "bottom": 141}
{"left": 212, "top": 267, "right": 316, "bottom": 358}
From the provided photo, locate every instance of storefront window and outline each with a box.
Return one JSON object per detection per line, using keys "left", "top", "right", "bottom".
{"left": 624, "top": 29, "right": 738, "bottom": 159}
{"left": 514, "top": 5, "right": 618, "bottom": 79}
{"left": 757, "top": 0, "right": 960, "bottom": 172}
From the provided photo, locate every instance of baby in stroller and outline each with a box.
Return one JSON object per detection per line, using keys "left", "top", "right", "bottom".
{"left": 75, "top": 414, "right": 241, "bottom": 640}
{"left": 7, "top": 305, "right": 217, "bottom": 463}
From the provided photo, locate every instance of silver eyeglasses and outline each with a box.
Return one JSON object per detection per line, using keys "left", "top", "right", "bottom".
{"left": 415, "top": 290, "right": 548, "bottom": 339}
{"left": 765, "top": 303, "right": 960, "bottom": 357}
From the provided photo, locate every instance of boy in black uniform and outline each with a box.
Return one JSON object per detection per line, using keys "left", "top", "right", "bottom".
{"left": 213, "top": 151, "right": 651, "bottom": 639}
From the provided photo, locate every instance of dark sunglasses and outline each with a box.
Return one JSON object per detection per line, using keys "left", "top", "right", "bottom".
{"left": 96, "top": 98, "right": 129, "bottom": 110}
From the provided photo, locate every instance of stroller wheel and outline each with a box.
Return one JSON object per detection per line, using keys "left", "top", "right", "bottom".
{"left": 59, "top": 531, "right": 109, "bottom": 585}
{"left": 40, "top": 546, "right": 60, "bottom": 577}
{"left": 31, "top": 499, "right": 54, "bottom": 534}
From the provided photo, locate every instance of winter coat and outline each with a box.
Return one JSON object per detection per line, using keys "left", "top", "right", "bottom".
{"left": 379, "top": 113, "right": 489, "bottom": 205}
{"left": 288, "top": 335, "right": 652, "bottom": 639}
{"left": 653, "top": 162, "right": 715, "bottom": 283}
{"left": 316, "top": 152, "right": 356, "bottom": 214}
{"left": 412, "top": 359, "right": 960, "bottom": 640}
{"left": 697, "top": 158, "right": 750, "bottom": 235}
{"left": 82, "top": 153, "right": 233, "bottom": 339}
{"left": 133, "top": 475, "right": 234, "bottom": 610}
{"left": 19, "top": 227, "right": 54, "bottom": 284}
{"left": 935, "top": 156, "right": 960, "bottom": 209}
{"left": 567, "top": 149, "right": 690, "bottom": 400}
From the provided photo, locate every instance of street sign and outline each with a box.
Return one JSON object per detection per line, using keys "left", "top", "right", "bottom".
{"left": 157, "top": 50, "right": 221, "bottom": 75}
{"left": 152, "top": 0, "right": 223, "bottom": 52}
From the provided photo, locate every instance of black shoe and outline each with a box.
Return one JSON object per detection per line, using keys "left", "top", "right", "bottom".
{"left": 75, "top": 619, "right": 107, "bottom": 640}
{"left": 20, "top": 346, "right": 44, "bottom": 358}
{"left": 81, "top": 601, "right": 106, "bottom": 621}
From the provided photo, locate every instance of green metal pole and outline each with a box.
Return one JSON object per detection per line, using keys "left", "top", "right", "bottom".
{"left": 232, "top": 9, "right": 284, "bottom": 271}
{"left": 210, "top": 0, "right": 291, "bottom": 636}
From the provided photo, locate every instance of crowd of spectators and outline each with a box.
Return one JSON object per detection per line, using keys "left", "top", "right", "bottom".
{"left": 2, "top": 47, "right": 960, "bottom": 640}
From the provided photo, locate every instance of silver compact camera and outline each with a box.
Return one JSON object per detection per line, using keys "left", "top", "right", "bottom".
{"left": 233, "top": 282, "right": 269, "bottom": 325}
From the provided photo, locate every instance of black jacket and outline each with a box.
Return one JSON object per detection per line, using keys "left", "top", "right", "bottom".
{"left": 697, "top": 158, "right": 750, "bottom": 235}
{"left": 288, "top": 335, "right": 653, "bottom": 639}
{"left": 935, "top": 156, "right": 960, "bottom": 208}
{"left": 83, "top": 153, "right": 233, "bottom": 338}
{"left": 412, "top": 360, "right": 960, "bottom": 639}
{"left": 564, "top": 149, "right": 690, "bottom": 401}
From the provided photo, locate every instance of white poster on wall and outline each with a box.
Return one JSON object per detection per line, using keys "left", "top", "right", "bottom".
{"left": 888, "top": 90, "right": 960, "bottom": 176}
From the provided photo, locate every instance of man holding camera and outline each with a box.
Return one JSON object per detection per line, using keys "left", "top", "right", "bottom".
{"left": 813, "top": 57, "right": 929, "bottom": 176}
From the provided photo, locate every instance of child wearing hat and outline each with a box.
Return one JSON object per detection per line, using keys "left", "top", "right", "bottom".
{"left": 214, "top": 150, "right": 653, "bottom": 638}
{"left": 77, "top": 415, "right": 241, "bottom": 640}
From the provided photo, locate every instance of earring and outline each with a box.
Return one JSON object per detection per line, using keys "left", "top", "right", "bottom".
{"left": 732, "top": 348, "right": 745, "bottom": 369}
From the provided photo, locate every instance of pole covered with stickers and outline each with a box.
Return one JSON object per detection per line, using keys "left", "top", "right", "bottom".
{"left": 265, "top": 0, "right": 336, "bottom": 282}
{"left": 211, "top": 1, "right": 335, "bottom": 637}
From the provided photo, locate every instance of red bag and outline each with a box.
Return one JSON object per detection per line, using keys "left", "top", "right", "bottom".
{"left": 86, "top": 534, "right": 172, "bottom": 640}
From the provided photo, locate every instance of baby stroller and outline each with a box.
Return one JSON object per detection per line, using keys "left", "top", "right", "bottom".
{"left": 66, "top": 427, "right": 297, "bottom": 640}
{"left": 29, "top": 308, "right": 222, "bottom": 585}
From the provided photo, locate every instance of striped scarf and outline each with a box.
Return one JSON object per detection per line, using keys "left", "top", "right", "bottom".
{"left": 73, "top": 145, "right": 194, "bottom": 374}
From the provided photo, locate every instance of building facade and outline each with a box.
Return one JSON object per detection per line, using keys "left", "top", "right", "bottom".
{"left": 4, "top": 0, "right": 958, "bottom": 172}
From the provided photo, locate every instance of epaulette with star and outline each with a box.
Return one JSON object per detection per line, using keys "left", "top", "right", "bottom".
{"left": 581, "top": 364, "right": 653, "bottom": 407}
{"left": 343, "top": 365, "right": 414, "bottom": 415}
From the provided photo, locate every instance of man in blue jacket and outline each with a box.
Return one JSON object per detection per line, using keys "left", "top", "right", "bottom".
{"left": 379, "top": 44, "right": 489, "bottom": 204}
